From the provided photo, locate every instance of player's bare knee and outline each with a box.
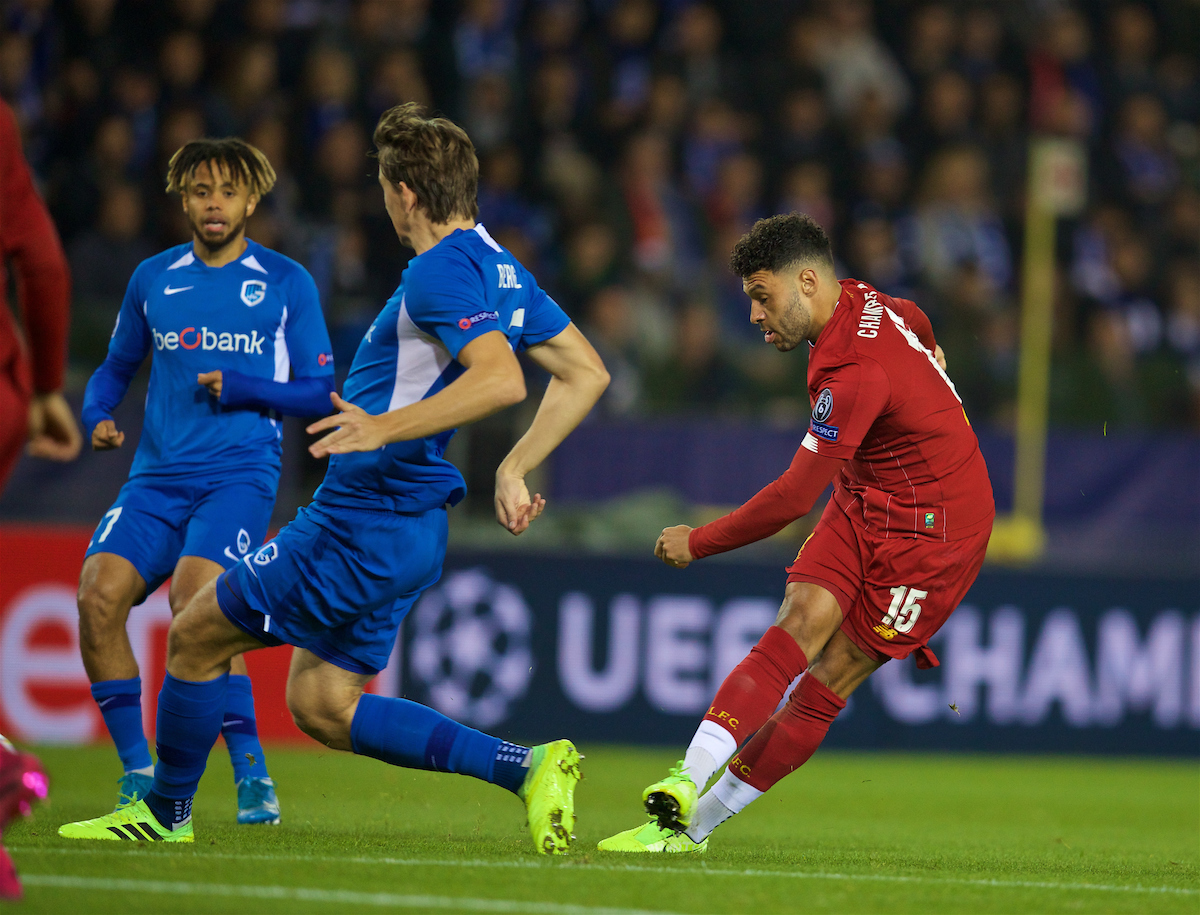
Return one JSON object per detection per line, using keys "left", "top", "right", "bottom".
{"left": 807, "top": 635, "right": 881, "bottom": 698}
{"left": 165, "top": 612, "right": 202, "bottom": 664}
{"left": 167, "top": 601, "right": 220, "bottom": 664}
{"left": 168, "top": 583, "right": 198, "bottom": 617}
{"left": 287, "top": 693, "right": 351, "bottom": 749}
{"left": 76, "top": 580, "right": 132, "bottom": 647}
{"left": 774, "top": 584, "right": 842, "bottom": 659}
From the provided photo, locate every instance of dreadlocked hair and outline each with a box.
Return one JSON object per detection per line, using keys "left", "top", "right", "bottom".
{"left": 372, "top": 102, "right": 479, "bottom": 223}
{"left": 165, "top": 138, "right": 277, "bottom": 197}
{"left": 729, "top": 213, "right": 834, "bottom": 278}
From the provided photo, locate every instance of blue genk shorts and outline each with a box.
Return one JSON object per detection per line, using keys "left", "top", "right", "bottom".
{"left": 215, "top": 500, "right": 447, "bottom": 675}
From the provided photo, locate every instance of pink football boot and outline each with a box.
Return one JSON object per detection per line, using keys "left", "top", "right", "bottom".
{"left": 0, "top": 735, "right": 49, "bottom": 900}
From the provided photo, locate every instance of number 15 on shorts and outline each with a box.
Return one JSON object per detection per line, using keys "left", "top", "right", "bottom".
{"left": 882, "top": 585, "right": 927, "bottom": 634}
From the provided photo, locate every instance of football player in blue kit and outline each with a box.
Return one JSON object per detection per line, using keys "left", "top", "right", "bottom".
{"left": 61, "top": 104, "right": 610, "bottom": 854}
{"left": 74, "top": 139, "right": 335, "bottom": 825}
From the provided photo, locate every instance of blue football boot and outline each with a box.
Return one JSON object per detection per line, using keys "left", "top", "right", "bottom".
{"left": 236, "top": 776, "right": 280, "bottom": 825}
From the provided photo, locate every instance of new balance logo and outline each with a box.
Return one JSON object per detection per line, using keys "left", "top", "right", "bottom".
{"left": 163, "top": 285, "right": 193, "bottom": 295}
{"left": 497, "top": 264, "right": 522, "bottom": 288}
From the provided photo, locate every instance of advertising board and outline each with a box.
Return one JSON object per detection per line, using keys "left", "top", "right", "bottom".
{"left": 2, "top": 528, "right": 1195, "bottom": 755}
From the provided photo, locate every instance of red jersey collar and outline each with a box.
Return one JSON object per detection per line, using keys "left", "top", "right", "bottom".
{"left": 810, "top": 279, "right": 855, "bottom": 351}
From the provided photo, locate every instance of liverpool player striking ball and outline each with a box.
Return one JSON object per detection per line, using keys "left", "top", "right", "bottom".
{"left": 599, "top": 213, "right": 994, "bottom": 853}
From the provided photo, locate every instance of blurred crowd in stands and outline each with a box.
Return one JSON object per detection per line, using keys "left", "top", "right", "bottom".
{"left": 3, "top": 0, "right": 1199, "bottom": 428}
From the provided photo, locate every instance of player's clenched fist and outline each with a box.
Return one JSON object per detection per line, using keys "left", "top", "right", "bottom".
{"left": 27, "top": 392, "right": 82, "bottom": 461}
{"left": 91, "top": 419, "right": 125, "bottom": 451}
{"left": 307, "top": 392, "right": 387, "bottom": 457}
{"left": 197, "top": 370, "right": 223, "bottom": 398}
{"left": 656, "top": 524, "right": 694, "bottom": 568}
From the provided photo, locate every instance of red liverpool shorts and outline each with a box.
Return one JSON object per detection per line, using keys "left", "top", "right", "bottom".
{"left": 786, "top": 499, "right": 991, "bottom": 668}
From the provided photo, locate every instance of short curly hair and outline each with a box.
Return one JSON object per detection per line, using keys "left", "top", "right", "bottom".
{"left": 373, "top": 102, "right": 479, "bottom": 223}
{"left": 729, "top": 213, "right": 834, "bottom": 278}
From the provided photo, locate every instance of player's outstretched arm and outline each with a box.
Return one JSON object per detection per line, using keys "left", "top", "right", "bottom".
{"left": 494, "top": 324, "right": 609, "bottom": 534}
{"left": 307, "top": 331, "right": 526, "bottom": 457}
{"left": 198, "top": 369, "right": 335, "bottom": 416}
{"left": 679, "top": 448, "right": 845, "bottom": 564}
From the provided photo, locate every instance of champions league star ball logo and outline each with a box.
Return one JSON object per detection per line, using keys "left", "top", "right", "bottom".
{"left": 813, "top": 387, "right": 834, "bottom": 423}
{"left": 408, "top": 569, "right": 534, "bottom": 728}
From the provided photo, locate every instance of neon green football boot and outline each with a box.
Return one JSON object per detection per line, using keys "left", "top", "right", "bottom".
{"left": 517, "top": 739, "right": 581, "bottom": 855}
{"left": 58, "top": 799, "right": 193, "bottom": 843}
{"left": 641, "top": 759, "right": 698, "bottom": 832}
{"left": 597, "top": 820, "right": 707, "bottom": 853}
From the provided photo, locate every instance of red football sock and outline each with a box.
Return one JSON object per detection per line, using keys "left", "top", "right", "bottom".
{"left": 729, "top": 673, "right": 846, "bottom": 792}
{"left": 702, "top": 625, "right": 808, "bottom": 744}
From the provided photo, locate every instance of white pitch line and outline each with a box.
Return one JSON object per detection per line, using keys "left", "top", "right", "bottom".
{"left": 21, "top": 875, "right": 673, "bottom": 915}
{"left": 12, "top": 846, "right": 1197, "bottom": 897}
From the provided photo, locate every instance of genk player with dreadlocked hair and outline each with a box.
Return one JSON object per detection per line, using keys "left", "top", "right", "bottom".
{"left": 74, "top": 138, "right": 335, "bottom": 826}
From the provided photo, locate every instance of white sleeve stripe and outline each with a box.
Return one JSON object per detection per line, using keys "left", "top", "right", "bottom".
{"left": 273, "top": 306, "right": 290, "bottom": 382}
{"left": 474, "top": 224, "right": 504, "bottom": 252}
{"left": 240, "top": 254, "right": 268, "bottom": 274}
{"left": 389, "top": 298, "right": 452, "bottom": 411}
{"left": 801, "top": 432, "right": 820, "bottom": 453}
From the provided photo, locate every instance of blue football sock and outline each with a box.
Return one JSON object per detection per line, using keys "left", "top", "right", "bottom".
{"left": 221, "top": 675, "right": 269, "bottom": 783}
{"left": 145, "top": 671, "right": 228, "bottom": 828}
{"left": 491, "top": 741, "right": 532, "bottom": 794}
{"left": 350, "top": 693, "right": 529, "bottom": 793}
{"left": 91, "top": 677, "right": 152, "bottom": 773}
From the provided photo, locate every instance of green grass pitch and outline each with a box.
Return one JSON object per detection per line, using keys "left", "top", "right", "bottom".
{"left": 6, "top": 744, "right": 1196, "bottom": 914}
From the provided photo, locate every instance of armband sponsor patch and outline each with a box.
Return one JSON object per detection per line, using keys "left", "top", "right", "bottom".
{"left": 810, "top": 420, "right": 839, "bottom": 442}
{"left": 457, "top": 310, "right": 500, "bottom": 330}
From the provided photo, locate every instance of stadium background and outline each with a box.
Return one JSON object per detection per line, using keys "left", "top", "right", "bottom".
{"left": 0, "top": 0, "right": 1196, "bottom": 757}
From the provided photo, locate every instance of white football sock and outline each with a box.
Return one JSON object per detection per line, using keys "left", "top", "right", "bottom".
{"left": 685, "top": 788, "right": 742, "bottom": 843}
{"left": 686, "top": 769, "right": 765, "bottom": 842}
{"left": 681, "top": 720, "right": 738, "bottom": 789}
{"left": 711, "top": 767, "right": 764, "bottom": 814}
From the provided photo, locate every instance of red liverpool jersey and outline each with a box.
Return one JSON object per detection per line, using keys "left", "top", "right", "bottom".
{"left": 805, "top": 278, "right": 994, "bottom": 541}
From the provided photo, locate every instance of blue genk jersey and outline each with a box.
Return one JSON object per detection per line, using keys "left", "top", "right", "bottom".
{"left": 92, "top": 240, "right": 334, "bottom": 484}
{"left": 314, "top": 224, "right": 570, "bottom": 513}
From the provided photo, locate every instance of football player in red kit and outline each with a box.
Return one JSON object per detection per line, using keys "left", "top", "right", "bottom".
{"left": 599, "top": 213, "right": 995, "bottom": 852}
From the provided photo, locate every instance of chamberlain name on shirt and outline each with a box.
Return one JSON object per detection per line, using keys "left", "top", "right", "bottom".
{"left": 857, "top": 288, "right": 884, "bottom": 338}
{"left": 153, "top": 325, "right": 269, "bottom": 354}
